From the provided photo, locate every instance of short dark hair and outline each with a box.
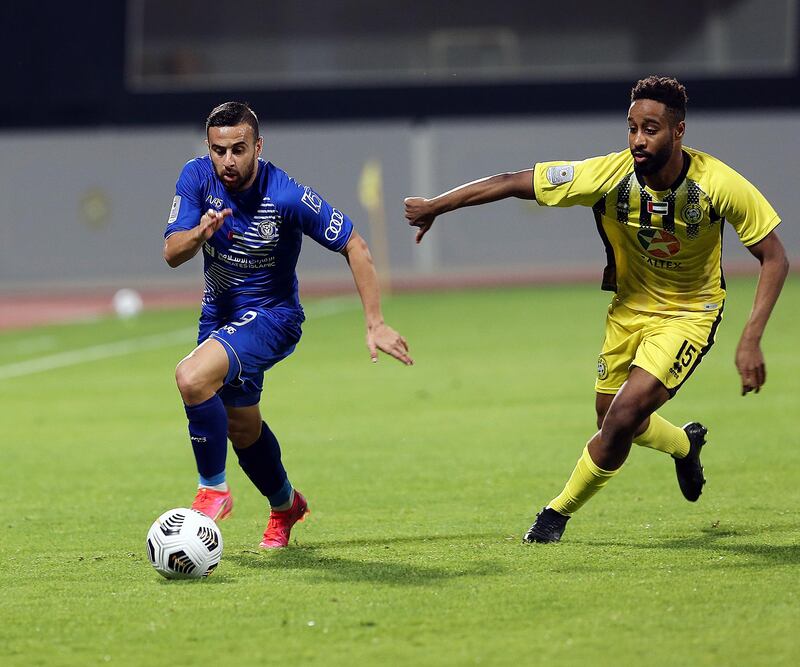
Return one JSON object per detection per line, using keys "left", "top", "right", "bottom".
{"left": 630, "top": 76, "right": 688, "bottom": 125}
{"left": 206, "top": 101, "right": 259, "bottom": 140}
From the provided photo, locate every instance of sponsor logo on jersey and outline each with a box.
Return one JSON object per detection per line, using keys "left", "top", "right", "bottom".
{"left": 597, "top": 356, "right": 608, "bottom": 380}
{"left": 168, "top": 195, "right": 181, "bottom": 223}
{"left": 325, "top": 209, "right": 344, "bottom": 241}
{"left": 546, "top": 165, "right": 574, "bottom": 185}
{"left": 637, "top": 228, "right": 681, "bottom": 258}
{"left": 646, "top": 201, "right": 669, "bottom": 216}
{"left": 301, "top": 186, "right": 323, "bottom": 215}
{"left": 681, "top": 203, "right": 703, "bottom": 224}
{"left": 205, "top": 195, "right": 224, "bottom": 210}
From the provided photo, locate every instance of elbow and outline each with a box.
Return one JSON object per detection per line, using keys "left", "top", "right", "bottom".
{"left": 163, "top": 245, "right": 180, "bottom": 268}
{"left": 342, "top": 231, "right": 371, "bottom": 261}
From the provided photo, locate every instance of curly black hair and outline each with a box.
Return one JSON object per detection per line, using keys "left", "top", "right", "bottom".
{"left": 206, "top": 101, "right": 259, "bottom": 140}
{"left": 630, "top": 76, "right": 688, "bottom": 125}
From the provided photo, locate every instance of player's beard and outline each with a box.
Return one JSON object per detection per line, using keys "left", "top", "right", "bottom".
{"left": 220, "top": 160, "right": 256, "bottom": 191}
{"left": 632, "top": 142, "right": 673, "bottom": 176}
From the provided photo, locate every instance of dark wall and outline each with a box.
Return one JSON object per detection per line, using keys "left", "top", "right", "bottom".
{"left": 5, "top": 3, "right": 800, "bottom": 130}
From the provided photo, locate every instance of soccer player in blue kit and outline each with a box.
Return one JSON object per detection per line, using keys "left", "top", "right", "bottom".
{"left": 164, "top": 102, "right": 412, "bottom": 548}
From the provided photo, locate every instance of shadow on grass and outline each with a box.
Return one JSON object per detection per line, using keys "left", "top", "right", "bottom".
{"left": 226, "top": 532, "right": 507, "bottom": 585}
{"left": 581, "top": 521, "right": 800, "bottom": 566}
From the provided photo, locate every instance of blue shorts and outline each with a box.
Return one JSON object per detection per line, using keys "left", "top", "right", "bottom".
{"left": 198, "top": 307, "right": 303, "bottom": 407}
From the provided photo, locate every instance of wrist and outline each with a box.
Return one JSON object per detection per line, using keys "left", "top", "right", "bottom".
{"left": 739, "top": 329, "right": 762, "bottom": 345}
{"left": 366, "top": 318, "right": 385, "bottom": 331}
{"left": 430, "top": 196, "right": 449, "bottom": 216}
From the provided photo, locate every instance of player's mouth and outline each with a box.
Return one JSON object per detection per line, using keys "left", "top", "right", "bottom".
{"left": 632, "top": 151, "right": 651, "bottom": 164}
{"left": 222, "top": 172, "right": 239, "bottom": 184}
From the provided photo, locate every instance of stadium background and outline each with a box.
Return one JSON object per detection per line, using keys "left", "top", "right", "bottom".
{"left": 1, "top": 0, "right": 798, "bottom": 323}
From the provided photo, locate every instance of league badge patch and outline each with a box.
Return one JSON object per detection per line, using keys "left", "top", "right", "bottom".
{"left": 168, "top": 195, "right": 181, "bottom": 223}
{"left": 546, "top": 165, "right": 574, "bottom": 186}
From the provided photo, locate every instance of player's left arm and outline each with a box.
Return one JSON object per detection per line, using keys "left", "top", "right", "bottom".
{"left": 341, "top": 231, "right": 413, "bottom": 366}
{"left": 736, "top": 230, "right": 790, "bottom": 396}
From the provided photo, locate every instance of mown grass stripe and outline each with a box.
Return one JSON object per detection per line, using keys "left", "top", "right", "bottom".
{"left": 0, "top": 298, "right": 360, "bottom": 380}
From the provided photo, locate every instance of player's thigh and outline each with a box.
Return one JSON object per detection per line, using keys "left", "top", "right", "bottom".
{"left": 595, "top": 392, "right": 615, "bottom": 428}
{"left": 208, "top": 308, "right": 301, "bottom": 386}
{"left": 595, "top": 302, "right": 648, "bottom": 395}
{"left": 175, "top": 338, "right": 230, "bottom": 394}
{"left": 605, "top": 365, "right": 671, "bottom": 428}
{"left": 633, "top": 309, "right": 723, "bottom": 397}
{"left": 209, "top": 308, "right": 302, "bottom": 407}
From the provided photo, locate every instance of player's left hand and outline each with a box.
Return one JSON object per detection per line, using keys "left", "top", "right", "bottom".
{"left": 735, "top": 337, "right": 766, "bottom": 395}
{"left": 367, "top": 322, "right": 413, "bottom": 365}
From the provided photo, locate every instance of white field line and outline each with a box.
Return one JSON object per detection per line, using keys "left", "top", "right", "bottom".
{"left": 0, "top": 298, "right": 360, "bottom": 381}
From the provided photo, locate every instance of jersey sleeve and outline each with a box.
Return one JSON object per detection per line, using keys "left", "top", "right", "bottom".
{"left": 278, "top": 174, "right": 354, "bottom": 252}
{"left": 708, "top": 163, "right": 781, "bottom": 247}
{"left": 533, "top": 151, "right": 631, "bottom": 209}
{"left": 164, "top": 160, "right": 205, "bottom": 238}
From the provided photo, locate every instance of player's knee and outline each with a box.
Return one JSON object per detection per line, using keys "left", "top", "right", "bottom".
{"left": 175, "top": 360, "right": 210, "bottom": 403}
{"left": 601, "top": 401, "right": 644, "bottom": 442}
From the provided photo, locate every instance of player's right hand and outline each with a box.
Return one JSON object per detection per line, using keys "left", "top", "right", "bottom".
{"left": 198, "top": 208, "right": 232, "bottom": 240}
{"left": 404, "top": 197, "right": 436, "bottom": 244}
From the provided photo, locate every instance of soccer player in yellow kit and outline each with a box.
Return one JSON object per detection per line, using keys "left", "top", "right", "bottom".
{"left": 404, "top": 76, "right": 789, "bottom": 543}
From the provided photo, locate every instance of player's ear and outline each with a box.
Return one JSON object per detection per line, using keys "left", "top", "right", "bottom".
{"left": 674, "top": 120, "right": 685, "bottom": 141}
{"left": 256, "top": 136, "right": 263, "bottom": 157}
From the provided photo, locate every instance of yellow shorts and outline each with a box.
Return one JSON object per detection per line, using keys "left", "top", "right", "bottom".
{"left": 595, "top": 300, "right": 724, "bottom": 396}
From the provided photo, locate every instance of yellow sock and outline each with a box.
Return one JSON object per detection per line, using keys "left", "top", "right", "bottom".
{"left": 549, "top": 445, "right": 619, "bottom": 516}
{"left": 634, "top": 413, "right": 689, "bottom": 458}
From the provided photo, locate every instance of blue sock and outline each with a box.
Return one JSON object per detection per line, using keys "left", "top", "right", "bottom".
{"left": 184, "top": 395, "right": 228, "bottom": 487}
{"left": 233, "top": 421, "right": 292, "bottom": 507}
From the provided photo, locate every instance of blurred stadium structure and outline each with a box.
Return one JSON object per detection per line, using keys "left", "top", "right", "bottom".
{"left": 1, "top": 1, "right": 798, "bottom": 320}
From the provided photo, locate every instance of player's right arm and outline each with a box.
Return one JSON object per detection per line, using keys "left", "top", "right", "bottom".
{"left": 404, "top": 170, "right": 535, "bottom": 244}
{"left": 162, "top": 159, "right": 232, "bottom": 268}
{"left": 406, "top": 152, "right": 631, "bottom": 244}
{"left": 163, "top": 208, "right": 231, "bottom": 267}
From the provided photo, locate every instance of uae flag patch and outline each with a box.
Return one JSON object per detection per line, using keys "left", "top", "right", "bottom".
{"left": 647, "top": 201, "right": 670, "bottom": 215}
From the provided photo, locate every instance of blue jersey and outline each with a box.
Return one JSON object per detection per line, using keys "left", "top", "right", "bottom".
{"left": 165, "top": 156, "right": 354, "bottom": 320}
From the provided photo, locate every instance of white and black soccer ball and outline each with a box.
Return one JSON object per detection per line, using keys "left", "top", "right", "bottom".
{"left": 146, "top": 508, "right": 223, "bottom": 580}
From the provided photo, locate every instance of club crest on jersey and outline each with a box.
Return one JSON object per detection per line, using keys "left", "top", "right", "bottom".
{"left": 546, "top": 165, "right": 574, "bottom": 185}
{"left": 681, "top": 203, "right": 703, "bottom": 224}
{"left": 597, "top": 356, "right": 608, "bottom": 380}
{"left": 637, "top": 228, "right": 681, "bottom": 258}
{"left": 646, "top": 201, "right": 669, "bottom": 216}
{"left": 258, "top": 220, "right": 278, "bottom": 240}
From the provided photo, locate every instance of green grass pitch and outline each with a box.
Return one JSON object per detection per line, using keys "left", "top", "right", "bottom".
{"left": 1, "top": 276, "right": 798, "bottom": 666}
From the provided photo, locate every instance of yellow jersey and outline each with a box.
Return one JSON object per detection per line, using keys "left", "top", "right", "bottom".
{"left": 533, "top": 147, "right": 781, "bottom": 314}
